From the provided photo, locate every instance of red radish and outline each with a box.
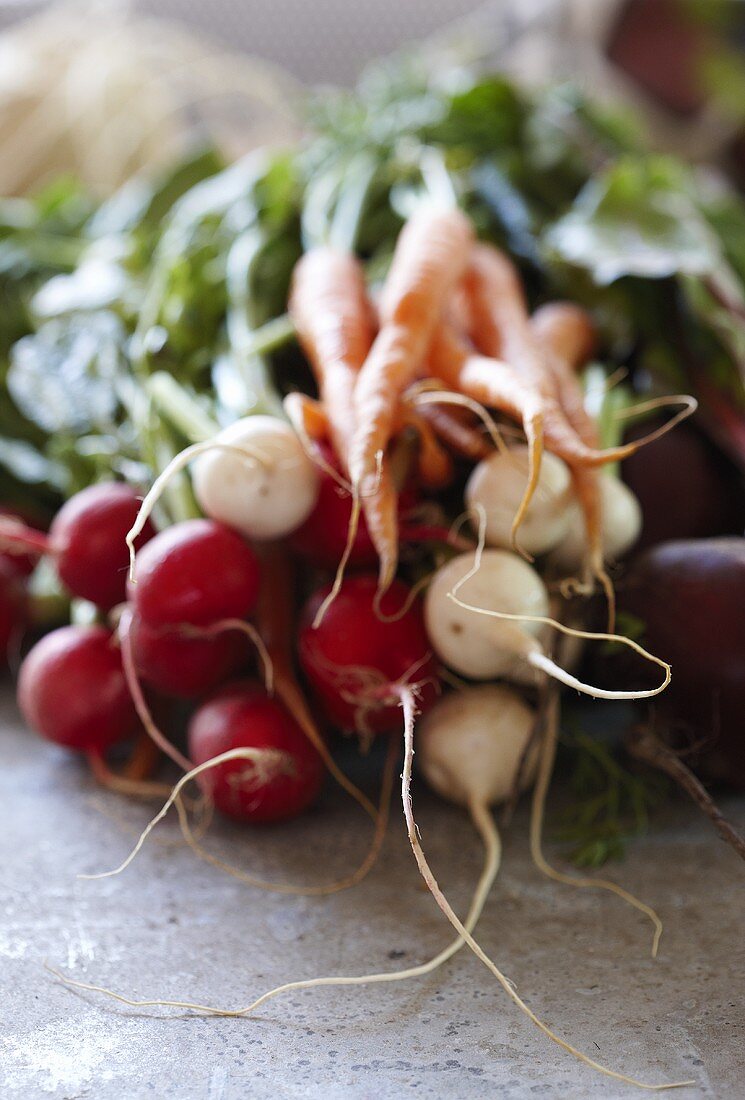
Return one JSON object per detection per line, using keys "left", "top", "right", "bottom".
{"left": 289, "top": 445, "right": 419, "bottom": 570}
{"left": 187, "top": 681, "right": 324, "bottom": 822}
{"left": 128, "top": 519, "right": 260, "bottom": 629}
{"left": 298, "top": 575, "right": 439, "bottom": 736}
{"left": 0, "top": 559, "right": 27, "bottom": 662}
{"left": 18, "top": 625, "right": 137, "bottom": 752}
{"left": 129, "top": 614, "right": 248, "bottom": 699}
{"left": 0, "top": 484, "right": 157, "bottom": 610}
{"left": 50, "top": 483, "right": 156, "bottom": 609}
{"left": 290, "top": 452, "right": 378, "bottom": 569}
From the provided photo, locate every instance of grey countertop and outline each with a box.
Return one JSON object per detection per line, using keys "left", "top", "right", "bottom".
{"left": 2, "top": 689, "right": 744, "bottom": 1099}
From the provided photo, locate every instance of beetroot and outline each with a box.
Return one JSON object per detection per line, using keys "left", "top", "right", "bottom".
{"left": 622, "top": 420, "right": 745, "bottom": 551}
{"left": 622, "top": 538, "right": 745, "bottom": 785}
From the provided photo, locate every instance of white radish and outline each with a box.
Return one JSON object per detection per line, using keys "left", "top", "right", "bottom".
{"left": 425, "top": 549, "right": 550, "bottom": 684}
{"left": 127, "top": 416, "right": 321, "bottom": 574}
{"left": 550, "top": 474, "right": 642, "bottom": 574}
{"left": 424, "top": 545, "right": 670, "bottom": 700}
{"left": 418, "top": 684, "right": 537, "bottom": 808}
{"left": 465, "top": 445, "right": 572, "bottom": 556}
{"left": 192, "top": 416, "right": 319, "bottom": 541}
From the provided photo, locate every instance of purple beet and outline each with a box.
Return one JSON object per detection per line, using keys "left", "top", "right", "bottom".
{"left": 622, "top": 420, "right": 745, "bottom": 551}
{"left": 621, "top": 538, "right": 745, "bottom": 786}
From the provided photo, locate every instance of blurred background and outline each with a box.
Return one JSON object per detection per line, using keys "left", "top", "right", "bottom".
{"left": 1, "top": 0, "right": 745, "bottom": 196}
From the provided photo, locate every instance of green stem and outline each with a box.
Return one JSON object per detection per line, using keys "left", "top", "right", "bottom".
{"left": 146, "top": 372, "right": 218, "bottom": 443}
{"left": 242, "top": 313, "right": 296, "bottom": 358}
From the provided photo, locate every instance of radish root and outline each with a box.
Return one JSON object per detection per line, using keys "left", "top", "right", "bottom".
{"left": 530, "top": 691, "right": 664, "bottom": 957}
{"left": 118, "top": 609, "right": 192, "bottom": 772}
{"left": 175, "top": 736, "right": 397, "bottom": 896}
{"left": 397, "top": 692, "right": 691, "bottom": 1090}
{"left": 46, "top": 750, "right": 502, "bottom": 1015}
{"left": 126, "top": 439, "right": 271, "bottom": 581}
{"left": 448, "top": 506, "right": 671, "bottom": 702}
{"left": 79, "top": 747, "right": 294, "bottom": 881}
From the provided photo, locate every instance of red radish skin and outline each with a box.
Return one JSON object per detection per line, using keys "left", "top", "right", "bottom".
{"left": 18, "top": 625, "right": 138, "bottom": 752}
{"left": 128, "top": 519, "right": 260, "bottom": 629}
{"left": 0, "top": 559, "right": 27, "bottom": 662}
{"left": 188, "top": 682, "right": 324, "bottom": 822}
{"left": 50, "top": 483, "right": 156, "bottom": 609}
{"left": 289, "top": 445, "right": 418, "bottom": 570}
{"left": 299, "top": 575, "right": 439, "bottom": 735}
{"left": 130, "top": 615, "right": 249, "bottom": 699}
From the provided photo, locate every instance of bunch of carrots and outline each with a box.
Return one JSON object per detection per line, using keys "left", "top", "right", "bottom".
{"left": 4, "top": 204, "right": 698, "bottom": 1091}
{"left": 290, "top": 205, "right": 665, "bottom": 616}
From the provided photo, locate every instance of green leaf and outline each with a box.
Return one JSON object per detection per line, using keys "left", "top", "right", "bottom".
{"left": 546, "top": 156, "right": 726, "bottom": 284}
{"left": 8, "top": 312, "right": 126, "bottom": 434}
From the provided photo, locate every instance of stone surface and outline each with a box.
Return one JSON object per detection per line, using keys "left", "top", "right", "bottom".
{"left": 2, "top": 689, "right": 744, "bottom": 1099}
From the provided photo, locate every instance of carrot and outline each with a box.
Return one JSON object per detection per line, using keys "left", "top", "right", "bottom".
{"left": 254, "top": 543, "right": 378, "bottom": 822}
{"left": 528, "top": 303, "right": 604, "bottom": 584}
{"left": 399, "top": 407, "right": 454, "bottom": 488}
{"left": 415, "top": 403, "right": 491, "bottom": 462}
{"left": 463, "top": 245, "right": 635, "bottom": 469}
{"left": 284, "top": 392, "right": 329, "bottom": 443}
{"left": 289, "top": 247, "right": 375, "bottom": 474}
{"left": 428, "top": 321, "right": 546, "bottom": 550}
{"left": 350, "top": 206, "right": 474, "bottom": 590}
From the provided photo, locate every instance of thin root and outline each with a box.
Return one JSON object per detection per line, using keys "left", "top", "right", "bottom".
{"left": 450, "top": 506, "right": 671, "bottom": 702}
{"left": 79, "top": 747, "right": 293, "bottom": 881}
{"left": 530, "top": 691, "right": 663, "bottom": 958}
{"left": 126, "top": 439, "right": 270, "bottom": 582}
{"left": 397, "top": 692, "right": 691, "bottom": 1090}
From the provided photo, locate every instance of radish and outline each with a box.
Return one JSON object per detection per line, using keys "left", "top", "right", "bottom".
{"left": 289, "top": 445, "right": 462, "bottom": 568}
{"left": 289, "top": 444, "right": 382, "bottom": 569}
{"left": 465, "top": 445, "right": 572, "bottom": 557}
{"left": 128, "top": 519, "right": 260, "bottom": 629}
{"left": 298, "top": 575, "right": 439, "bottom": 736}
{"left": 425, "top": 549, "right": 549, "bottom": 684}
{"left": 18, "top": 624, "right": 137, "bottom": 752}
{"left": 50, "top": 483, "right": 157, "bottom": 609}
{"left": 549, "top": 474, "right": 642, "bottom": 573}
{"left": 417, "top": 684, "right": 538, "bottom": 808}
{"left": 425, "top": 547, "right": 670, "bottom": 699}
{"left": 129, "top": 614, "right": 249, "bottom": 699}
{"left": 192, "top": 416, "right": 320, "bottom": 541}
{"left": 0, "top": 483, "right": 156, "bottom": 610}
{"left": 187, "top": 681, "right": 324, "bottom": 822}
{"left": 0, "top": 559, "right": 27, "bottom": 663}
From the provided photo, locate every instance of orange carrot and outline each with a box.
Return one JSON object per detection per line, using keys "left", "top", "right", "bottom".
{"left": 289, "top": 247, "right": 375, "bottom": 474}
{"left": 415, "top": 402, "right": 491, "bottom": 462}
{"left": 529, "top": 304, "right": 609, "bottom": 606}
{"left": 428, "top": 321, "right": 546, "bottom": 548}
{"left": 255, "top": 543, "right": 378, "bottom": 821}
{"left": 531, "top": 303, "right": 599, "bottom": 448}
{"left": 284, "top": 392, "right": 329, "bottom": 442}
{"left": 399, "top": 407, "right": 454, "bottom": 488}
{"left": 350, "top": 206, "right": 474, "bottom": 589}
{"left": 462, "top": 246, "right": 638, "bottom": 468}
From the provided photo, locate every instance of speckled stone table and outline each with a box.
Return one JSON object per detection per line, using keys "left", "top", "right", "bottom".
{"left": 2, "top": 689, "right": 743, "bottom": 1099}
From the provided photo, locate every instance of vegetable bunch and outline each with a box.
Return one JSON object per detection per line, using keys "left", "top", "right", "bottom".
{"left": 2, "top": 51, "right": 744, "bottom": 1091}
